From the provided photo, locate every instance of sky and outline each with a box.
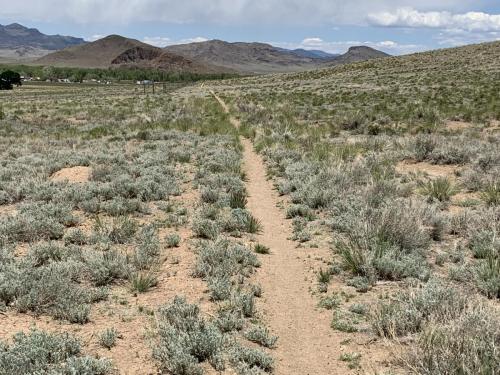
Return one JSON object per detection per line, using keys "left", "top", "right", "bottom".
{"left": 1, "top": 0, "right": 500, "bottom": 55}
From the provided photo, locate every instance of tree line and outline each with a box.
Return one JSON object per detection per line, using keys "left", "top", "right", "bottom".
{"left": 0, "top": 64, "right": 239, "bottom": 84}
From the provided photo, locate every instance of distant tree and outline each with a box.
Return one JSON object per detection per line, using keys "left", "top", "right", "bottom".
{"left": 72, "top": 69, "right": 87, "bottom": 83}
{"left": 42, "top": 66, "right": 57, "bottom": 82}
{"left": 0, "top": 70, "right": 22, "bottom": 90}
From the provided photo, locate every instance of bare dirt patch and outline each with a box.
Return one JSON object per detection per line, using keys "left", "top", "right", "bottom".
{"left": 0, "top": 204, "right": 17, "bottom": 217}
{"left": 50, "top": 166, "right": 91, "bottom": 183}
{"left": 446, "top": 120, "right": 474, "bottom": 131}
{"left": 396, "top": 161, "right": 459, "bottom": 179}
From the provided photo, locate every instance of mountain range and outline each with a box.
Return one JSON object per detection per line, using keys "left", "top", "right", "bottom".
{"left": 0, "top": 23, "right": 390, "bottom": 74}
{"left": 0, "top": 23, "right": 84, "bottom": 61}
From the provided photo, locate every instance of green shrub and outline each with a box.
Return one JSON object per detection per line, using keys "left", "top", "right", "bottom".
{"left": 229, "top": 190, "right": 248, "bottom": 209}
{"left": 480, "top": 181, "right": 500, "bottom": 206}
{"left": 286, "top": 204, "right": 315, "bottom": 220}
{"left": 244, "top": 326, "right": 278, "bottom": 348}
{"left": 192, "top": 218, "right": 220, "bottom": 239}
{"left": 406, "top": 306, "right": 499, "bottom": 375}
{"left": 331, "top": 310, "right": 358, "bottom": 333}
{"left": 153, "top": 297, "right": 225, "bottom": 374}
{"left": 230, "top": 345, "right": 273, "bottom": 374}
{"left": 254, "top": 243, "right": 270, "bottom": 254}
{"left": 474, "top": 256, "right": 500, "bottom": 299}
{"left": 99, "top": 328, "right": 120, "bottom": 349}
{"left": 371, "top": 279, "right": 468, "bottom": 338}
{"left": 132, "top": 225, "right": 161, "bottom": 270}
{"left": 166, "top": 233, "right": 181, "bottom": 248}
{"left": 318, "top": 294, "right": 342, "bottom": 310}
{"left": 419, "top": 177, "right": 458, "bottom": 202}
{"left": 0, "top": 329, "right": 111, "bottom": 374}
{"left": 129, "top": 272, "right": 158, "bottom": 294}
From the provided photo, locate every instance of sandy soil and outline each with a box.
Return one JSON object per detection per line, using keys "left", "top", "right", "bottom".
{"left": 0, "top": 161, "right": 211, "bottom": 374}
{"left": 241, "top": 137, "right": 348, "bottom": 374}
{"left": 50, "top": 166, "right": 92, "bottom": 183}
{"left": 210, "top": 91, "right": 393, "bottom": 375}
{"left": 396, "top": 161, "right": 459, "bottom": 179}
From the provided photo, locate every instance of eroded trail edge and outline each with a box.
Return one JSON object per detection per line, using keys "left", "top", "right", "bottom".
{"left": 211, "top": 91, "right": 342, "bottom": 375}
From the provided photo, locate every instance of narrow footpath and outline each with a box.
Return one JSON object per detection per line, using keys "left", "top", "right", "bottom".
{"left": 211, "top": 91, "right": 343, "bottom": 375}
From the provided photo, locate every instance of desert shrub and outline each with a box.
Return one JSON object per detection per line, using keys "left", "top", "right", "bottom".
{"left": 15, "top": 263, "right": 94, "bottom": 323}
{"left": 192, "top": 217, "right": 220, "bottom": 239}
{"left": 337, "top": 231, "right": 429, "bottom": 283}
{"left": 0, "top": 202, "right": 77, "bottom": 243}
{"left": 371, "top": 279, "right": 468, "bottom": 338}
{"left": 406, "top": 306, "right": 499, "bottom": 375}
{"left": 215, "top": 307, "right": 244, "bottom": 333}
{"left": 99, "top": 328, "right": 120, "bottom": 349}
{"left": 412, "top": 135, "right": 437, "bottom": 162}
{"left": 193, "top": 239, "right": 259, "bottom": 281}
{"left": 130, "top": 271, "right": 158, "bottom": 293}
{"left": 286, "top": 204, "right": 315, "bottom": 220}
{"left": 132, "top": 225, "right": 161, "bottom": 270}
{"left": 233, "top": 292, "right": 256, "bottom": 318}
{"left": 419, "top": 177, "right": 458, "bottom": 202}
{"left": 63, "top": 228, "right": 89, "bottom": 245}
{"left": 230, "top": 345, "right": 273, "bottom": 374}
{"left": 200, "top": 187, "right": 220, "bottom": 204}
{"left": 375, "top": 201, "right": 431, "bottom": 252}
{"left": 318, "top": 294, "right": 342, "bottom": 310}
{"left": 317, "top": 268, "right": 332, "bottom": 284}
{"left": 474, "top": 256, "right": 500, "bottom": 299}
{"left": 207, "top": 276, "right": 232, "bottom": 301}
{"left": 165, "top": 233, "right": 181, "bottom": 248}
{"left": 229, "top": 189, "right": 248, "bottom": 209}
{"left": 480, "top": 181, "right": 500, "bottom": 206}
{"left": 244, "top": 326, "right": 278, "bottom": 348}
{"left": 101, "top": 197, "right": 144, "bottom": 216}
{"left": 92, "top": 216, "right": 137, "bottom": 244}
{"left": 153, "top": 297, "right": 225, "bottom": 374}
{"left": 254, "top": 243, "right": 270, "bottom": 254}
{"left": 428, "top": 139, "right": 473, "bottom": 165}
{"left": 26, "top": 242, "right": 66, "bottom": 267}
{"left": 85, "top": 249, "right": 130, "bottom": 286}
{"left": 331, "top": 310, "right": 359, "bottom": 333}
{"left": 223, "top": 209, "right": 262, "bottom": 234}
{"left": 339, "top": 352, "right": 362, "bottom": 370}
{"left": 349, "top": 303, "right": 368, "bottom": 315}
{"left": 469, "top": 228, "right": 499, "bottom": 260}
{"left": 0, "top": 329, "right": 111, "bottom": 374}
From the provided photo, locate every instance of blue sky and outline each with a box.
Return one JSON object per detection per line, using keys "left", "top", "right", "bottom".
{"left": 1, "top": 0, "right": 500, "bottom": 54}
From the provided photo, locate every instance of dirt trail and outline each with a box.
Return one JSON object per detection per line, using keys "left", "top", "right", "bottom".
{"left": 211, "top": 91, "right": 343, "bottom": 375}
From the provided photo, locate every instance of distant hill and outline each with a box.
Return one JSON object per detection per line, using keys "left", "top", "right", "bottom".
{"left": 276, "top": 48, "right": 339, "bottom": 60}
{"left": 293, "top": 49, "right": 339, "bottom": 59}
{"left": 36, "top": 35, "right": 150, "bottom": 68}
{"left": 165, "top": 40, "right": 326, "bottom": 74}
{"left": 165, "top": 40, "right": 388, "bottom": 74}
{"left": 0, "top": 23, "right": 84, "bottom": 61}
{"left": 326, "top": 46, "right": 389, "bottom": 66}
{"left": 36, "top": 35, "right": 233, "bottom": 74}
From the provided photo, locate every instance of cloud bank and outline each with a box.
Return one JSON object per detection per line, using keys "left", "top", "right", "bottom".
{"left": 368, "top": 8, "right": 500, "bottom": 32}
{"left": 0, "top": 0, "right": 482, "bottom": 26}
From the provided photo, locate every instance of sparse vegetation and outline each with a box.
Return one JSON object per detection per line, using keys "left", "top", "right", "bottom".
{"left": 1, "top": 38, "right": 499, "bottom": 374}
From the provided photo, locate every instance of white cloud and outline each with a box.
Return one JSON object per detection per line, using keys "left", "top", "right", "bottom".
{"left": 180, "top": 37, "right": 209, "bottom": 44}
{"left": 0, "top": 0, "right": 479, "bottom": 26}
{"left": 368, "top": 8, "right": 500, "bottom": 32}
{"left": 142, "top": 36, "right": 208, "bottom": 47}
{"left": 301, "top": 38, "right": 325, "bottom": 47}
{"left": 87, "top": 34, "right": 105, "bottom": 41}
{"left": 142, "top": 36, "right": 171, "bottom": 47}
